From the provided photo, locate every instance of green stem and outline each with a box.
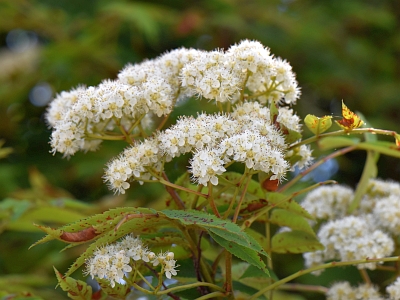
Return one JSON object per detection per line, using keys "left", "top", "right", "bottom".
{"left": 114, "top": 116, "right": 134, "bottom": 144}
{"left": 191, "top": 184, "right": 204, "bottom": 209}
{"left": 127, "top": 113, "right": 146, "bottom": 134}
{"left": 279, "top": 146, "right": 356, "bottom": 193}
{"left": 278, "top": 283, "right": 328, "bottom": 294}
{"left": 156, "top": 113, "right": 171, "bottom": 131}
{"left": 85, "top": 133, "right": 126, "bottom": 141}
{"left": 265, "top": 216, "right": 272, "bottom": 270}
{"left": 208, "top": 182, "right": 220, "bottom": 217}
{"left": 183, "top": 228, "right": 214, "bottom": 286}
{"left": 136, "top": 269, "right": 156, "bottom": 291}
{"left": 232, "top": 172, "right": 252, "bottom": 223}
{"left": 158, "top": 178, "right": 208, "bottom": 199}
{"left": 347, "top": 150, "right": 378, "bottom": 213}
{"left": 157, "top": 282, "right": 225, "bottom": 295}
{"left": 289, "top": 128, "right": 399, "bottom": 150}
{"left": 249, "top": 256, "right": 400, "bottom": 300}
{"left": 243, "top": 180, "right": 336, "bottom": 230}
{"left": 359, "top": 268, "right": 371, "bottom": 285}
{"left": 222, "top": 172, "right": 247, "bottom": 219}
{"left": 224, "top": 251, "right": 233, "bottom": 297}
{"left": 196, "top": 292, "right": 226, "bottom": 300}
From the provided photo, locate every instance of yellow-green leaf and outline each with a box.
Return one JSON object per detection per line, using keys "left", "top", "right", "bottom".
{"left": 270, "top": 209, "right": 316, "bottom": 236}
{"left": 271, "top": 231, "right": 324, "bottom": 253}
{"left": 54, "top": 267, "right": 92, "bottom": 300}
{"left": 304, "top": 114, "right": 332, "bottom": 135}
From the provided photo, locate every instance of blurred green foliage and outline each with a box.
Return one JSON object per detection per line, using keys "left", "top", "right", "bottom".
{"left": 1, "top": 0, "right": 399, "bottom": 298}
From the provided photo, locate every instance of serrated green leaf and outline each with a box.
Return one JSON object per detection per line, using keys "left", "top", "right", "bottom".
{"left": 271, "top": 231, "right": 324, "bottom": 253}
{"left": 97, "top": 278, "right": 130, "bottom": 297}
{"left": 209, "top": 231, "right": 269, "bottom": 273}
{"left": 161, "top": 209, "right": 268, "bottom": 257}
{"left": 209, "top": 227, "right": 267, "bottom": 256}
{"left": 270, "top": 209, "right": 315, "bottom": 236}
{"left": 31, "top": 207, "right": 156, "bottom": 248}
{"left": 318, "top": 136, "right": 359, "bottom": 151}
{"left": 65, "top": 209, "right": 168, "bottom": 277}
{"left": 54, "top": 267, "right": 92, "bottom": 300}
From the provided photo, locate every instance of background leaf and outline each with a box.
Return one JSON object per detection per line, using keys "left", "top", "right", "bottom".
{"left": 271, "top": 231, "right": 324, "bottom": 254}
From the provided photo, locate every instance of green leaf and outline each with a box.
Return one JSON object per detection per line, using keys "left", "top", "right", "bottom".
{"left": 54, "top": 267, "right": 92, "bottom": 300}
{"left": 97, "top": 278, "right": 129, "bottom": 298}
{"left": 318, "top": 136, "right": 359, "bottom": 151}
{"left": 269, "top": 209, "right": 316, "bottom": 236}
{"left": 304, "top": 114, "right": 332, "bottom": 135}
{"left": 356, "top": 141, "right": 400, "bottom": 158}
{"left": 65, "top": 209, "right": 169, "bottom": 277}
{"left": 265, "top": 192, "right": 314, "bottom": 220}
{"left": 348, "top": 150, "right": 378, "bottom": 213}
{"left": 161, "top": 210, "right": 268, "bottom": 256}
{"left": 271, "top": 231, "right": 324, "bottom": 253}
{"left": 232, "top": 280, "right": 267, "bottom": 300}
{"left": 31, "top": 207, "right": 156, "bottom": 248}
{"left": 209, "top": 231, "right": 269, "bottom": 273}
{"left": 0, "top": 198, "right": 31, "bottom": 221}
{"left": 240, "top": 264, "right": 271, "bottom": 279}
{"left": 285, "top": 128, "right": 303, "bottom": 144}
{"left": 220, "top": 172, "right": 264, "bottom": 198}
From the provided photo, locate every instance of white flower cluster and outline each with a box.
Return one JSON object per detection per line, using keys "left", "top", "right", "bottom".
{"left": 326, "top": 282, "right": 384, "bottom": 300}
{"left": 46, "top": 40, "right": 300, "bottom": 158}
{"left": 302, "top": 179, "right": 400, "bottom": 274}
{"left": 85, "top": 234, "right": 178, "bottom": 288}
{"left": 301, "top": 185, "right": 354, "bottom": 220}
{"left": 181, "top": 40, "right": 300, "bottom": 104}
{"left": 46, "top": 48, "right": 203, "bottom": 157}
{"left": 387, "top": 277, "right": 400, "bottom": 300}
{"left": 104, "top": 101, "right": 311, "bottom": 193}
{"left": 303, "top": 216, "right": 394, "bottom": 272}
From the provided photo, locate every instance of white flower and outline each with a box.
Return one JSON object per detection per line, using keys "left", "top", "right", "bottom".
{"left": 387, "top": 277, "right": 400, "bottom": 300}
{"left": 304, "top": 216, "right": 394, "bottom": 273}
{"left": 189, "top": 148, "right": 226, "bottom": 185}
{"left": 327, "top": 282, "right": 384, "bottom": 300}
{"left": 46, "top": 86, "right": 86, "bottom": 128}
{"left": 103, "top": 138, "right": 161, "bottom": 194}
{"left": 276, "top": 107, "right": 301, "bottom": 133}
{"left": 373, "top": 194, "right": 400, "bottom": 235}
{"left": 181, "top": 50, "right": 243, "bottom": 103}
{"left": 164, "top": 259, "right": 178, "bottom": 279}
{"left": 219, "top": 131, "right": 288, "bottom": 180}
{"left": 301, "top": 185, "right": 354, "bottom": 220}
{"left": 326, "top": 282, "right": 355, "bottom": 300}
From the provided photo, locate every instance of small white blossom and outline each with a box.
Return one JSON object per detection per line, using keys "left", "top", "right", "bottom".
{"left": 327, "top": 282, "right": 384, "bottom": 300}
{"left": 301, "top": 185, "right": 354, "bottom": 220}
{"left": 373, "top": 194, "right": 400, "bottom": 235}
{"left": 304, "top": 216, "right": 394, "bottom": 273}
{"left": 387, "top": 277, "right": 400, "bottom": 300}
{"left": 84, "top": 235, "right": 178, "bottom": 287}
{"left": 190, "top": 148, "right": 226, "bottom": 185}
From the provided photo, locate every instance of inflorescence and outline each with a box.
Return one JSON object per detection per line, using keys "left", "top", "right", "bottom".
{"left": 84, "top": 234, "right": 178, "bottom": 288}
{"left": 46, "top": 40, "right": 310, "bottom": 194}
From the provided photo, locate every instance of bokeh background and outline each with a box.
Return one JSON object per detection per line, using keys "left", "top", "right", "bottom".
{"left": 1, "top": 0, "right": 400, "bottom": 298}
